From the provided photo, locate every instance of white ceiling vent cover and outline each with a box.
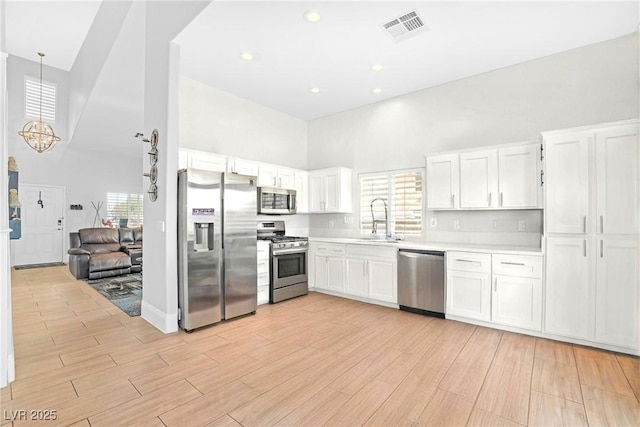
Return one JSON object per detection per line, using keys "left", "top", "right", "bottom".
{"left": 381, "top": 10, "right": 428, "bottom": 43}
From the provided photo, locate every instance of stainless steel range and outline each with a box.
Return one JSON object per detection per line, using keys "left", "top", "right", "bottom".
{"left": 257, "top": 221, "right": 308, "bottom": 303}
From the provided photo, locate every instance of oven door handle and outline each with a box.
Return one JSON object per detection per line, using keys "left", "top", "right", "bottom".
{"left": 272, "top": 247, "right": 309, "bottom": 256}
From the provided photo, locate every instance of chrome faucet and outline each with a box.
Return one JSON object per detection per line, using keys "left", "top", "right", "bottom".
{"left": 370, "top": 197, "right": 390, "bottom": 238}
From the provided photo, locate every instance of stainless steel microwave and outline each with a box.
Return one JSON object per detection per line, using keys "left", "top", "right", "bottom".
{"left": 257, "top": 187, "right": 297, "bottom": 215}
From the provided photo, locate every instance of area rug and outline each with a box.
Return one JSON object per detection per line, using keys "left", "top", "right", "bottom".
{"left": 14, "top": 262, "right": 66, "bottom": 270}
{"left": 86, "top": 274, "right": 142, "bottom": 316}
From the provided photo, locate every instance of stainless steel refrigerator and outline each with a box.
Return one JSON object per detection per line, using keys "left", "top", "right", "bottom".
{"left": 178, "top": 168, "right": 258, "bottom": 331}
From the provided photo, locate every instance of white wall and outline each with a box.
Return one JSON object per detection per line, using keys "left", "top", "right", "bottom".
{"left": 180, "top": 76, "right": 308, "bottom": 170}
{"left": 307, "top": 33, "right": 639, "bottom": 245}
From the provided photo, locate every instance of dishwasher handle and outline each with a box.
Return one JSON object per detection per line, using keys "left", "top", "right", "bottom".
{"left": 399, "top": 249, "right": 445, "bottom": 258}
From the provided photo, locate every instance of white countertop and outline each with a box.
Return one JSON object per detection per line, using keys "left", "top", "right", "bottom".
{"left": 308, "top": 237, "right": 543, "bottom": 256}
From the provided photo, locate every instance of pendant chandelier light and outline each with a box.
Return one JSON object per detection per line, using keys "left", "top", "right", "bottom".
{"left": 18, "top": 52, "right": 60, "bottom": 153}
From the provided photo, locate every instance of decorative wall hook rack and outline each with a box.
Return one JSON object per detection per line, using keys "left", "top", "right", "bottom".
{"left": 136, "top": 129, "right": 159, "bottom": 201}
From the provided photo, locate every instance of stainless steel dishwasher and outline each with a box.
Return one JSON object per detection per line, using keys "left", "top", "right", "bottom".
{"left": 398, "top": 249, "right": 445, "bottom": 318}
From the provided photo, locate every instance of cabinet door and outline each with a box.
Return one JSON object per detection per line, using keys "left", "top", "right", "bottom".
{"left": 324, "top": 171, "right": 340, "bottom": 212}
{"left": 277, "top": 168, "right": 296, "bottom": 189}
{"left": 499, "top": 144, "right": 540, "bottom": 208}
{"left": 309, "top": 173, "right": 324, "bottom": 212}
{"left": 313, "top": 254, "right": 328, "bottom": 290}
{"left": 595, "top": 238, "right": 639, "bottom": 349}
{"left": 492, "top": 275, "right": 542, "bottom": 331}
{"left": 232, "top": 159, "right": 260, "bottom": 176}
{"left": 596, "top": 124, "right": 640, "bottom": 235}
{"left": 327, "top": 256, "right": 345, "bottom": 293}
{"left": 294, "top": 171, "right": 309, "bottom": 213}
{"left": 544, "top": 236, "right": 591, "bottom": 339}
{"left": 368, "top": 259, "right": 397, "bottom": 303}
{"left": 258, "top": 165, "right": 278, "bottom": 187}
{"left": 460, "top": 150, "right": 497, "bottom": 208}
{"left": 346, "top": 258, "right": 368, "bottom": 297}
{"left": 545, "top": 133, "right": 589, "bottom": 233}
{"left": 190, "top": 152, "right": 228, "bottom": 172}
{"left": 426, "top": 154, "right": 460, "bottom": 209}
{"left": 446, "top": 270, "right": 491, "bottom": 321}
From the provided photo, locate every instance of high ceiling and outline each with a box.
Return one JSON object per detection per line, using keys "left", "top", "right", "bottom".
{"left": 3, "top": 1, "right": 639, "bottom": 123}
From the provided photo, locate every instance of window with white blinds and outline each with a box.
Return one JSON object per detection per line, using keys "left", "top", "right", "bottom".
{"left": 360, "top": 169, "right": 424, "bottom": 236}
{"left": 106, "top": 193, "right": 144, "bottom": 228}
{"left": 25, "top": 77, "right": 56, "bottom": 122}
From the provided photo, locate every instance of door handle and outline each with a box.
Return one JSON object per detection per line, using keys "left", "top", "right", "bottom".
{"left": 583, "top": 216, "right": 587, "bottom": 233}
{"left": 456, "top": 259, "right": 477, "bottom": 263}
{"left": 583, "top": 239, "right": 587, "bottom": 257}
{"left": 500, "top": 192, "right": 504, "bottom": 207}
{"left": 600, "top": 215, "right": 604, "bottom": 234}
{"left": 494, "top": 278, "right": 497, "bottom": 292}
{"left": 500, "top": 262, "right": 525, "bottom": 266}
{"left": 279, "top": 177, "right": 282, "bottom": 187}
{"left": 600, "top": 240, "right": 604, "bottom": 258}
{"left": 488, "top": 193, "right": 492, "bottom": 207}
{"left": 450, "top": 194, "right": 454, "bottom": 207}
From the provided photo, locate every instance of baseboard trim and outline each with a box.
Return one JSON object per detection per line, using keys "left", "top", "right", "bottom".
{"left": 141, "top": 301, "right": 178, "bottom": 333}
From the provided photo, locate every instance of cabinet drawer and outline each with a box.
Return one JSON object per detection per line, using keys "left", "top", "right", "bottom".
{"left": 492, "top": 254, "right": 542, "bottom": 278}
{"left": 447, "top": 251, "right": 491, "bottom": 273}
{"left": 258, "top": 272, "right": 270, "bottom": 286}
{"left": 314, "top": 243, "right": 346, "bottom": 256}
{"left": 257, "top": 260, "right": 270, "bottom": 275}
{"left": 346, "top": 244, "right": 397, "bottom": 260}
{"left": 257, "top": 285, "right": 269, "bottom": 305}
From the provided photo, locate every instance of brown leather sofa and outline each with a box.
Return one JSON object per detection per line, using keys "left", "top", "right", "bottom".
{"left": 68, "top": 227, "right": 142, "bottom": 280}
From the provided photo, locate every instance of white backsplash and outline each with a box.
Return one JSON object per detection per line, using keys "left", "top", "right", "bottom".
{"left": 308, "top": 209, "right": 543, "bottom": 248}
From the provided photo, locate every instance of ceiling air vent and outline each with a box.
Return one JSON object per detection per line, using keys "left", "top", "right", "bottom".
{"left": 381, "top": 10, "right": 428, "bottom": 43}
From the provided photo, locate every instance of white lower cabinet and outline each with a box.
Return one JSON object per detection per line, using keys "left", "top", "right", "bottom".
{"left": 447, "top": 251, "right": 542, "bottom": 331}
{"left": 257, "top": 241, "right": 271, "bottom": 305}
{"left": 310, "top": 242, "right": 397, "bottom": 305}
{"left": 311, "top": 243, "right": 345, "bottom": 293}
{"left": 447, "top": 269, "right": 491, "bottom": 321}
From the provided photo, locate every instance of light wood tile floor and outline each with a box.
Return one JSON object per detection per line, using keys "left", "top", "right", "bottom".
{"left": 1, "top": 266, "right": 639, "bottom": 426}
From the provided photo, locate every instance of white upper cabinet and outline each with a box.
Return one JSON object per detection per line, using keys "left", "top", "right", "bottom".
{"left": 596, "top": 124, "right": 640, "bottom": 235}
{"left": 544, "top": 132, "right": 590, "bottom": 233}
{"left": 258, "top": 165, "right": 296, "bottom": 189}
{"left": 229, "top": 158, "right": 260, "bottom": 177}
{"left": 426, "top": 154, "right": 459, "bottom": 209}
{"left": 308, "top": 167, "right": 352, "bottom": 213}
{"left": 188, "top": 151, "right": 228, "bottom": 172}
{"left": 258, "top": 165, "right": 279, "bottom": 187}
{"left": 498, "top": 144, "right": 541, "bottom": 208}
{"left": 460, "top": 150, "right": 498, "bottom": 208}
{"left": 429, "top": 142, "right": 540, "bottom": 210}
{"left": 294, "top": 171, "right": 309, "bottom": 214}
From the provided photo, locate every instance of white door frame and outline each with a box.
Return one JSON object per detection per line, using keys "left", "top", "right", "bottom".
{"left": 10, "top": 184, "right": 66, "bottom": 266}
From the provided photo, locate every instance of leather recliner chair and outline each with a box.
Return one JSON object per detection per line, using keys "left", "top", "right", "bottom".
{"left": 68, "top": 227, "right": 142, "bottom": 279}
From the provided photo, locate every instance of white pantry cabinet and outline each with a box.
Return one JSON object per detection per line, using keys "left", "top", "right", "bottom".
{"left": 229, "top": 158, "right": 260, "bottom": 176}
{"left": 543, "top": 120, "right": 640, "bottom": 353}
{"left": 544, "top": 132, "right": 590, "bottom": 234}
{"left": 594, "top": 238, "right": 639, "bottom": 349}
{"left": 426, "top": 154, "right": 459, "bottom": 209}
{"left": 595, "top": 125, "right": 640, "bottom": 235}
{"left": 185, "top": 151, "right": 228, "bottom": 172}
{"left": 309, "top": 167, "right": 353, "bottom": 213}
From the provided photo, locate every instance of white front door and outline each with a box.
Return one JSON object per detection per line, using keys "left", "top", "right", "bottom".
{"left": 12, "top": 184, "right": 65, "bottom": 266}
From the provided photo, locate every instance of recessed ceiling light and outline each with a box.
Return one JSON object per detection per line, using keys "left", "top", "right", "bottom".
{"left": 371, "top": 88, "right": 382, "bottom": 94}
{"left": 371, "top": 64, "right": 383, "bottom": 72}
{"left": 241, "top": 53, "right": 253, "bottom": 61}
{"left": 310, "top": 87, "right": 321, "bottom": 94}
{"left": 304, "top": 11, "right": 321, "bottom": 23}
